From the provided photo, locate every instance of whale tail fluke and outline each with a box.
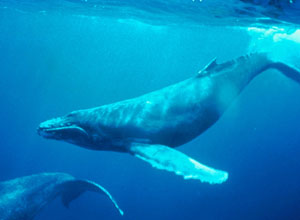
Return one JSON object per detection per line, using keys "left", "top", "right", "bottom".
{"left": 266, "top": 62, "right": 300, "bottom": 85}
{"left": 59, "top": 179, "right": 124, "bottom": 215}
{"left": 128, "top": 143, "right": 228, "bottom": 184}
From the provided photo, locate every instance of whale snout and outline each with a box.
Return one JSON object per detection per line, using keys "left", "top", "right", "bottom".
{"left": 37, "top": 115, "right": 90, "bottom": 147}
{"left": 37, "top": 117, "right": 71, "bottom": 139}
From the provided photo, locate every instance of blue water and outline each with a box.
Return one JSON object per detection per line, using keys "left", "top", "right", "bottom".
{"left": 1, "top": 1, "right": 300, "bottom": 220}
{"left": 1, "top": 0, "right": 300, "bottom": 28}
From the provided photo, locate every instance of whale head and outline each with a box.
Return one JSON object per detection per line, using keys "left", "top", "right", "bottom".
{"left": 37, "top": 110, "right": 93, "bottom": 147}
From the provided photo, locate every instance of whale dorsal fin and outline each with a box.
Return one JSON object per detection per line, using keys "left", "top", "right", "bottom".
{"left": 197, "top": 57, "right": 217, "bottom": 77}
{"left": 127, "top": 143, "right": 228, "bottom": 184}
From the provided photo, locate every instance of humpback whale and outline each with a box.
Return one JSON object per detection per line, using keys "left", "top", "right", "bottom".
{"left": 0, "top": 173, "right": 123, "bottom": 220}
{"left": 37, "top": 53, "right": 300, "bottom": 184}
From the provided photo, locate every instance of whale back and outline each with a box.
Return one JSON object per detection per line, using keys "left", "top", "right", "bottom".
{"left": 198, "top": 53, "right": 271, "bottom": 82}
{"left": 0, "top": 173, "right": 123, "bottom": 219}
{"left": 0, "top": 173, "right": 74, "bottom": 220}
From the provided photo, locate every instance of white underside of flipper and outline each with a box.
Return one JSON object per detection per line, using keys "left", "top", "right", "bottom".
{"left": 128, "top": 143, "right": 228, "bottom": 184}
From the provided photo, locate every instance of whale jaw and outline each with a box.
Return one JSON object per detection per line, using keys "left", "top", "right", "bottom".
{"left": 37, "top": 117, "right": 90, "bottom": 145}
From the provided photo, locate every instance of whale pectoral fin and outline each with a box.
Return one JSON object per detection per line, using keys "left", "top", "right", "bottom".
{"left": 128, "top": 143, "right": 228, "bottom": 184}
{"left": 59, "top": 180, "right": 124, "bottom": 215}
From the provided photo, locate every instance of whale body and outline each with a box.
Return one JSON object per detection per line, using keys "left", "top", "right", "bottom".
{"left": 0, "top": 173, "right": 123, "bottom": 220}
{"left": 38, "top": 53, "right": 300, "bottom": 184}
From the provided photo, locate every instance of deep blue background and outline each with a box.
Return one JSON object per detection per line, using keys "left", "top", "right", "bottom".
{"left": 1, "top": 3, "right": 300, "bottom": 220}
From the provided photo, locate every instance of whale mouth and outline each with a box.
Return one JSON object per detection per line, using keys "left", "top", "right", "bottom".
{"left": 37, "top": 118, "right": 89, "bottom": 141}
{"left": 38, "top": 125, "right": 88, "bottom": 139}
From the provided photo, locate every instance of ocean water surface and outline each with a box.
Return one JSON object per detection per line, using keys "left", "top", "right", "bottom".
{"left": 0, "top": 0, "right": 300, "bottom": 220}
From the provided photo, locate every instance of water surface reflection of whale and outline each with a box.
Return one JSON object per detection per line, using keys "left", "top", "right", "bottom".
{"left": 38, "top": 53, "right": 300, "bottom": 184}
